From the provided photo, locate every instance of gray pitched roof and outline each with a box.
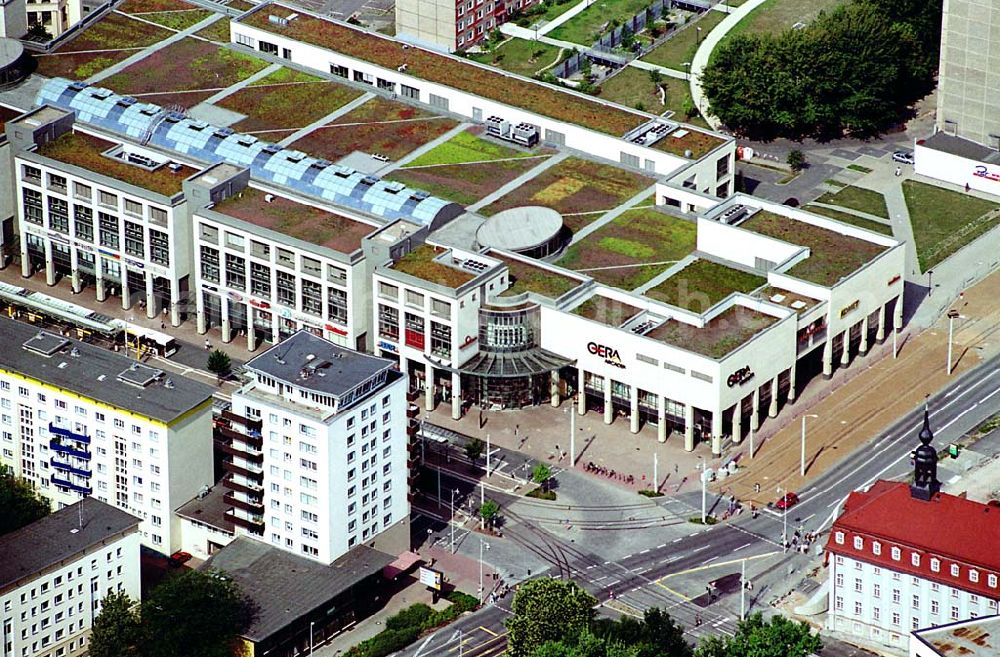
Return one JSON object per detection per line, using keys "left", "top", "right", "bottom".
{"left": 245, "top": 330, "right": 395, "bottom": 398}
{"left": 0, "top": 498, "right": 139, "bottom": 591}
{"left": 0, "top": 317, "right": 214, "bottom": 424}
{"left": 203, "top": 537, "right": 395, "bottom": 642}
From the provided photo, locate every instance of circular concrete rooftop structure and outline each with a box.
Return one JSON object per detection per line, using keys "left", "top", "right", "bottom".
{"left": 477, "top": 206, "right": 564, "bottom": 258}
{"left": 0, "top": 38, "right": 29, "bottom": 87}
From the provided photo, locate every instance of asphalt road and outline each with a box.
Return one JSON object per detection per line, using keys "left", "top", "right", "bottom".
{"left": 402, "top": 352, "right": 1000, "bottom": 657}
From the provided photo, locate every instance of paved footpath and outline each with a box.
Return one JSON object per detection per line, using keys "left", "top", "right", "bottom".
{"left": 689, "top": 0, "right": 768, "bottom": 128}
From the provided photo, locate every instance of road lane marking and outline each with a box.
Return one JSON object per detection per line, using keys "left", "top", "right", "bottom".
{"left": 640, "top": 549, "right": 650, "bottom": 554}
{"left": 734, "top": 543, "right": 751, "bottom": 551}
{"left": 673, "top": 538, "right": 683, "bottom": 543}
{"left": 478, "top": 626, "right": 498, "bottom": 637}
{"left": 657, "top": 544, "right": 667, "bottom": 549}
{"left": 703, "top": 556, "right": 719, "bottom": 564}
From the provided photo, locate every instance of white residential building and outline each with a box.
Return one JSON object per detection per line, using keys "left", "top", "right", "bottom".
{"left": 0, "top": 498, "right": 141, "bottom": 657}
{"left": 0, "top": 316, "right": 215, "bottom": 554}
{"left": 826, "top": 415, "right": 1000, "bottom": 651}
{"left": 223, "top": 330, "right": 409, "bottom": 564}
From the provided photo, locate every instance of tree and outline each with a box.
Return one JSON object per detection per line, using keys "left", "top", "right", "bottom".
{"left": 89, "top": 592, "right": 141, "bottom": 657}
{"left": 464, "top": 437, "right": 485, "bottom": 463}
{"left": 693, "top": 612, "right": 821, "bottom": 657}
{"left": 206, "top": 349, "right": 231, "bottom": 378}
{"left": 0, "top": 467, "right": 50, "bottom": 537}
{"left": 506, "top": 579, "right": 597, "bottom": 657}
{"left": 531, "top": 463, "right": 552, "bottom": 491}
{"left": 786, "top": 149, "right": 806, "bottom": 172}
{"left": 140, "top": 569, "right": 254, "bottom": 657}
{"left": 479, "top": 498, "right": 500, "bottom": 527}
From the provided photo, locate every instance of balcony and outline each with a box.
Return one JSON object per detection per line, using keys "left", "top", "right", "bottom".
{"left": 221, "top": 410, "right": 263, "bottom": 432}
{"left": 49, "top": 423, "right": 91, "bottom": 444}
{"left": 222, "top": 458, "right": 264, "bottom": 479}
{"left": 224, "top": 508, "right": 265, "bottom": 533}
{"left": 49, "top": 440, "right": 91, "bottom": 460}
{"left": 218, "top": 441, "right": 264, "bottom": 463}
{"left": 217, "top": 424, "right": 263, "bottom": 449}
{"left": 223, "top": 491, "right": 264, "bottom": 513}
{"left": 51, "top": 458, "right": 92, "bottom": 478}
{"left": 51, "top": 475, "right": 92, "bottom": 495}
{"left": 222, "top": 474, "right": 264, "bottom": 495}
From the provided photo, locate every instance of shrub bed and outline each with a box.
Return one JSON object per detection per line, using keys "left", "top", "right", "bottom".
{"left": 347, "top": 593, "right": 478, "bottom": 657}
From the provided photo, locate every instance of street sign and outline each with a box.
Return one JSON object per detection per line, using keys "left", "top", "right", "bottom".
{"left": 419, "top": 566, "right": 443, "bottom": 590}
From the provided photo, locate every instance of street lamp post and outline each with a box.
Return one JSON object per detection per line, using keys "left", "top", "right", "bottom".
{"left": 778, "top": 486, "right": 787, "bottom": 552}
{"left": 310, "top": 621, "right": 315, "bottom": 655}
{"left": 927, "top": 269, "right": 934, "bottom": 297}
{"left": 486, "top": 432, "right": 491, "bottom": 476}
{"left": 479, "top": 539, "right": 491, "bottom": 603}
{"left": 740, "top": 558, "right": 746, "bottom": 621}
{"left": 947, "top": 309, "right": 960, "bottom": 374}
{"left": 800, "top": 414, "right": 818, "bottom": 477}
{"left": 683, "top": 61, "right": 690, "bottom": 80}
{"left": 698, "top": 458, "right": 707, "bottom": 523}
{"left": 450, "top": 488, "right": 456, "bottom": 554}
{"left": 570, "top": 398, "right": 576, "bottom": 466}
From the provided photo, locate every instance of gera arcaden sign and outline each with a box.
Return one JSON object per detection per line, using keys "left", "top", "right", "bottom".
{"left": 587, "top": 341, "right": 625, "bottom": 369}
{"left": 973, "top": 165, "right": 1000, "bottom": 184}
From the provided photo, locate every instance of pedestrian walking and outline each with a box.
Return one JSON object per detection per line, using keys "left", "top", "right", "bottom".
{"left": 160, "top": 322, "right": 166, "bottom": 329}
{"left": 895, "top": 166, "right": 901, "bottom": 177}
{"left": 204, "top": 339, "right": 211, "bottom": 350}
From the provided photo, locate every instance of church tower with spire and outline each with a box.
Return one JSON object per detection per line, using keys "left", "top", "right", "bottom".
{"left": 909, "top": 406, "right": 941, "bottom": 501}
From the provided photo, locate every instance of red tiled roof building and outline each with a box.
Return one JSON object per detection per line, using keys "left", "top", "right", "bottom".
{"left": 825, "top": 411, "right": 1000, "bottom": 651}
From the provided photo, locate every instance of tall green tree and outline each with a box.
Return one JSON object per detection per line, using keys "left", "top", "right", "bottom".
{"left": 506, "top": 579, "right": 597, "bottom": 657}
{"left": 89, "top": 592, "right": 141, "bottom": 657}
{"left": 464, "top": 437, "right": 485, "bottom": 463}
{"left": 693, "top": 612, "right": 821, "bottom": 657}
{"left": 141, "top": 569, "right": 253, "bottom": 657}
{"left": 597, "top": 607, "right": 692, "bottom": 657}
{"left": 0, "top": 467, "right": 50, "bottom": 536}
{"left": 531, "top": 463, "right": 552, "bottom": 491}
{"left": 206, "top": 349, "right": 231, "bottom": 377}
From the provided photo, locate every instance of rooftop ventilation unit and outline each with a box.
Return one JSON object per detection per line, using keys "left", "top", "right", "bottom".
{"left": 397, "top": 64, "right": 408, "bottom": 73}
{"left": 361, "top": 175, "right": 379, "bottom": 185}
{"left": 23, "top": 332, "right": 71, "bottom": 357}
{"left": 268, "top": 14, "right": 289, "bottom": 25}
{"left": 719, "top": 203, "right": 749, "bottom": 225}
{"left": 117, "top": 363, "right": 165, "bottom": 388}
{"left": 412, "top": 190, "right": 430, "bottom": 200}
{"left": 286, "top": 12, "right": 299, "bottom": 20}
{"left": 460, "top": 259, "right": 489, "bottom": 274}
{"left": 117, "top": 97, "right": 137, "bottom": 107}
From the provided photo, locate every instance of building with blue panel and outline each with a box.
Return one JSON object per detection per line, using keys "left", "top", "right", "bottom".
{"left": 35, "top": 77, "right": 462, "bottom": 229}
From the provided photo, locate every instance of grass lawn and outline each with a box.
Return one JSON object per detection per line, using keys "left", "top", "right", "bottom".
{"left": 645, "top": 259, "right": 765, "bottom": 311}
{"left": 194, "top": 18, "right": 231, "bottom": 42}
{"left": 548, "top": 0, "right": 655, "bottom": 44}
{"left": 641, "top": 10, "right": 726, "bottom": 70}
{"left": 54, "top": 12, "right": 171, "bottom": 51}
{"left": 648, "top": 306, "right": 777, "bottom": 358}
{"left": 227, "top": 0, "right": 255, "bottom": 10}
{"left": 499, "top": 257, "right": 583, "bottom": 299}
{"left": 481, "top": 156, "right": 654, "bottom": 229}
{"left": 387, "top": 158, "right": 548, "bottom": 206}
{"left": 597, "top": 66, "right": 662, "bottom": 111}
{"left": 468, "top": 38, "right": 564, "bottom": 77}
{"left": 573, "top": 295, "right": 642, "bottom": 326}
{"left": 727, "top": 0, "right": 844, "bottom": 36}
{"left": 536, "top": 0, "right": 585, "bottom": 24}
{"left": 741, "top": 211, "right": 886, "bottom": 286}
{"left": 36, "top": 50, "right": 136, "bottom": 80}
{"left": 804, "top": 205, "right": 893, "bottom": 236}
{"left": 100, "top": 39, "right": 268, "bottom": 103}
{"left": 557, "top": 209, "right": 696, "bottom": 290}
{"left": 290, "top": 97, "right": 458, "bottom": 161}
{"left": 902, "top": 181, "right": 1000, "bottom": 272}
{"left": 118, "top": 0, "right": 195, "bottom": 12}
{"left": 403, "top": 130, "right": 535, "bottom": 167}
{"left": 140, "top": 9, "right": 213, "bottom": 30}
{"left": 814, "top": 186, "right": 889, "bottom": 219}
{"left": 218, "top": 69, "right": 363, "bottom": 133}
{"left": 598, "top": 72, "right": 705, "bottom": 124}
{"left": 847, "top": 164, "right": 872, "bottom": 173}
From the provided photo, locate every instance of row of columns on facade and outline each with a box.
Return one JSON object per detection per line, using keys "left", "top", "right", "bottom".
{"left": 414, "top": 297, "right": 904, "bottom": 457}
{"left": 196, "top": 293, "right": 262, "bottom": 353}
{"left": 21, "top": 241, "right": 182, "bottom": 326}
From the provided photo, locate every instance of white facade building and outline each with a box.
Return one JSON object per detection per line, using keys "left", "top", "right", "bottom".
{"left": 0, "top": 316, "right": 215, "bottom": 554}
{"left": 0, "top": 498, "right": 140, "bottom": 657}
{"left": 374, "top": 196, "right": 905, "bottom": 455}
{"left": 826, "top": 429, "right": 1000, "bottom": 653}
{"left": 229, "top": 3, "right": 736, "bottom": 200}
{"left": 184, "top": 163, "right": 388, "bottom": 353}
{"left": 224, "top": 330, "right": 409, "bottom": 564}
{"left": 7, "top": 107, "right": 200, "bottom": 327}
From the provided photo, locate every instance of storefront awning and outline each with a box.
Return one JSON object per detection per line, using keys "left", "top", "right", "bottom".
{"left": 458, "top": 348, "right": 574, "bottom": 378}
